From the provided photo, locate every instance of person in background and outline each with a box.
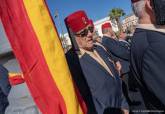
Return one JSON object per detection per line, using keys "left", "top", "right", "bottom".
{"left": 89, "top": 19, "right": 122, "bottom": 75}
{"left": 0, "top": 65, "right": 11, "bottom": 114}
{"left": 101, "top": 22, "right": 130, "bottom": 74}
{"left": 65, "top": 10, "right": 129, "bottom": 114}
{"left": 101, "top": 22, "right": 117, "bottom": 39}
{"left": 118, "top": 31, "right": 135, "bottom": 109}
{"left": 101, "top": 23, "right": 140, "bottom": 112}
{"left": 130, "top": 0, "right": 165, "bottom": 112}
{"left": 118, "top": 31, "right": 130, "bottom": 48}
{"left": 101, "top": 22, "right": 130, "bottom": 61}
{"left": 118, "top": 31, "right": 130, "bottom": 75}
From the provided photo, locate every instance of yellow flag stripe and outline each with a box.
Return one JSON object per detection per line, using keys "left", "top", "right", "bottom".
{"left": 23, "top": 0, "right": 83, "bottom": 114}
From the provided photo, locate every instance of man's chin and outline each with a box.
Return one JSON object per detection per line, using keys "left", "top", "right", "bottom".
{"left": 85, "top": 45, "right": 93, "bottom": 51}
{"left": 88, "top": 44, "right": 94, "bottom": 49}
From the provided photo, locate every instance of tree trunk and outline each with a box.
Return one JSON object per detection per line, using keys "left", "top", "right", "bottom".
{"left": 116, "top": 18, "right": 122, "bottom": 31}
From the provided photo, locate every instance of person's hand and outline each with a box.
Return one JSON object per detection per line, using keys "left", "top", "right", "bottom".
{"left": 122, "top": 109, "right": 129, "bottom": 114}
{"left": 111, "top": 35, "right": 117, "bottom": 40}
{"left": 115, "top": 61, "right": 122, "bottom": 76}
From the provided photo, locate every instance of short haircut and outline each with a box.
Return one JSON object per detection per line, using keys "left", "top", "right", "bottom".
{"left": 132, "top": 0, "right": 146, "bottom": 18}
{"left": 102, "top": 28, "right": 109, "bottom": 34}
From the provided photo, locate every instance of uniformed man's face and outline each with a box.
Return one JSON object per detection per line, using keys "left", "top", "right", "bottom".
{"left": 108, "top": 28, "right": 116, "bottom": 39}
{"left": 75, "top": 25, "right": 94, "bottom": 51}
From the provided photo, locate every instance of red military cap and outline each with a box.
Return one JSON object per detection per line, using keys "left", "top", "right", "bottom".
{"left": 101, "top": 22, "right": 112, "bottom": 30}
{"left": 131, "top": 0, "right": 140, "bottom": 3}
{"left": 65, "top": 10, "right": 90, "bottom": 33}
{"left": 89, "top": 19, "right": 94, "bottom": 27}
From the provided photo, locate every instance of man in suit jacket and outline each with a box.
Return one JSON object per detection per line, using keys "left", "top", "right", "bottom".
{"left": 101, "top": 23, "right": 134, "bottom": 107}
{"left": 65, "top": 10, "right": 128, "bottom": 114}
{"left": 118, "top": 31, "right": 131, "bottom": 76}
{"left": 130, "top": 0, "right": 165, "bottom": 112}
{"left": 101, "top": 23, "right": 130, "bottom": 61}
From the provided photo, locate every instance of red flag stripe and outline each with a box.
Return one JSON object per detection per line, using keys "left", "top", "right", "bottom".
{"left": 0, "top": 0, "right": 67, "bottom": 114}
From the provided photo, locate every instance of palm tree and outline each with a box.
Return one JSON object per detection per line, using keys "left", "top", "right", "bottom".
{"left": 109, "top": 8, "right": 126, "bottom": 31}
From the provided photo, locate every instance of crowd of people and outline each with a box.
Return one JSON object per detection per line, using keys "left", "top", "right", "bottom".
{"left": 0, "top": 0, "right": 165, "bottom": 114}
{"left": 64, "top": 0, "right": 165, "bottom": 113}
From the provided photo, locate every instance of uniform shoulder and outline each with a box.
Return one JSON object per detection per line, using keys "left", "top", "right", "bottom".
{"left": 132, "top": 28, "right": 149, "bottom": 46}
{"left": 0, "top": 65, "right": 8, "bottom": 74}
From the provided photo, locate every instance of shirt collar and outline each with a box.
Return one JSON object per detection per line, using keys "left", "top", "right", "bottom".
{"left": 79, "top": 48, "right": 95, "bottom": 58}
{"left": 136, "top": 24, "right": 165, "bottom": 33}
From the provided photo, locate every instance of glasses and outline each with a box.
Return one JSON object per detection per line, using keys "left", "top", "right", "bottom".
{"left": 75, "top": 26, "right": 94, "bottom": 37}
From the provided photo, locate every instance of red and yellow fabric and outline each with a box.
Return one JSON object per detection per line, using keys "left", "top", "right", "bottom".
{"left": 0, "top": 0, "right": 86, "bottom": 114}
{"left": 8, "top": 73, "right": 25, "bottom": 86}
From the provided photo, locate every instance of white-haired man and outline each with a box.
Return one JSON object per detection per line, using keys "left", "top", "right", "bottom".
{"left": 130, "top": 0, "right": 165, "bottom": 112}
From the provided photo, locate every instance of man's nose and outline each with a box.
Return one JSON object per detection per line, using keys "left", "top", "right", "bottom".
{"left": 87, "top": 30, "right": 93, "bottom": 36}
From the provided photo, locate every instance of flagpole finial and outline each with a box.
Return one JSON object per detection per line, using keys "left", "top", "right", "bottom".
{"left": 54, "top": 9, "right": 58, "bottom": 18}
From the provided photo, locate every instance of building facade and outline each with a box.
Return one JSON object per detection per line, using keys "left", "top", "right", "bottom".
{"left": 122, "top": 13, "right": 138, "bottom": 34}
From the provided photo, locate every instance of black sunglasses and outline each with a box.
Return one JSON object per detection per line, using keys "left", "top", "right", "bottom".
{"left": 75, "top": 26, "right": 94, "bottom": 37}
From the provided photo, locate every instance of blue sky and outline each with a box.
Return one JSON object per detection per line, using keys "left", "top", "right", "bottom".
{"left": 46, "top": 0, "right": 133, "bottom": 34}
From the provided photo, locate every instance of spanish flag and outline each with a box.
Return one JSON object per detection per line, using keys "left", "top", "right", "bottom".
{"left": 0, "top": 0, "right": 86, "bottom": 114}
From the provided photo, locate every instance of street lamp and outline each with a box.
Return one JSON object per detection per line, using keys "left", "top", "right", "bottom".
{"left": 54, "top": 10, "right": 65, "bottom": 37}
{"left": 54, "top": 10, "right": 67, "bottom": 49}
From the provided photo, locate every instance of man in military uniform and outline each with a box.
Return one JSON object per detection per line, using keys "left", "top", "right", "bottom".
{"left": 101, "top": 23, "right": 135, "bottom": 108}
{"left": 65, "top": 10, "right": 128, "bottom": 114}
{"left": 130, "top": 0, "right": 165, "bottom": 112}
{"left": 101, "top": 22, "right": 130, "bottom": 61}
